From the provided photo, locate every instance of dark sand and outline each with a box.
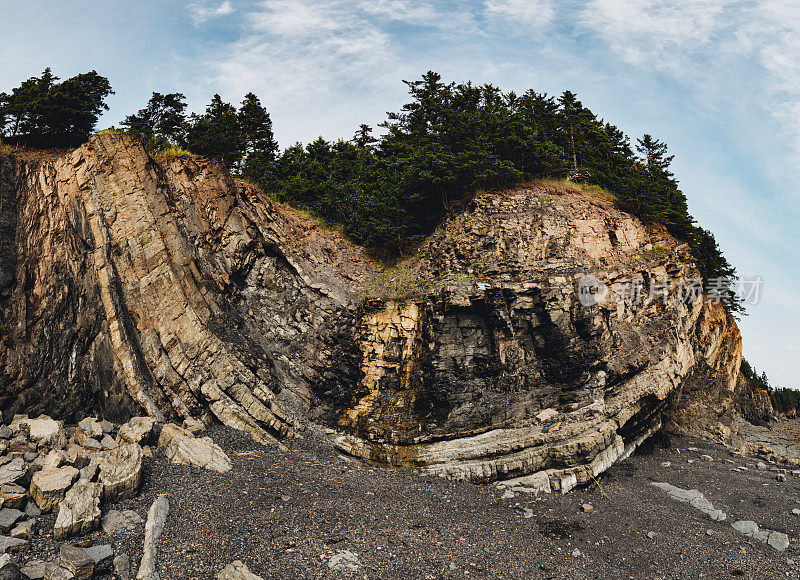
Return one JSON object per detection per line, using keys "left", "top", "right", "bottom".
{"left": 19, "top": 425, "right": 800, "bottom": 579}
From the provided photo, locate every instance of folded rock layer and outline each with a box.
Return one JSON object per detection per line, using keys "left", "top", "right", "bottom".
{"left": 0, "top": 134, "right": 748, "bottom": 486}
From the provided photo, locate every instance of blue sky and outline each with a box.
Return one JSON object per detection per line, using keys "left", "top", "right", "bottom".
{"left": 2, "top": 0, "right": 798, "bottom": 387}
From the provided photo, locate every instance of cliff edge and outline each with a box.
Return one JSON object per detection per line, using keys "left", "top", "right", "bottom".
{"left": 0, "top": 134, "right": 751, "bottom": 488}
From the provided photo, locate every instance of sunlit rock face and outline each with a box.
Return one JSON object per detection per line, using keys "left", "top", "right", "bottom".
{"left": 0, "top": 133, "right": 374, "bottom": 442}
{"left": 0, "top": 135, "right": 745, "bottom": 488}
{"left": 329, "top": 186, "right": 743, "bottom": 487}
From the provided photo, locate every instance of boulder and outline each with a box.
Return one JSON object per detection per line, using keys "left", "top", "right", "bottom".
{"left": 116, "top": 418, "right": 155, "bottom": 446}
{"left": 164, "top": 436, "right": 231, "bottom": 473}
{"left": 216, "top": 561, "right": 263, "bottom": 580}
{"left": 23, "top": 417, "right": 63, "bottom": 446}
{"left": 328, "top": 550, "right": 361, "bottom": 572}
{"left": 8, "top": 417, "right": 27, "bottom": 434}
{"left": 156, "top": 423, "right": 192, "bottom": 450}
{"left": 136, "top": 496, "right": 169, "bottom": 580}
{"left": 53, "top": 481, "right": 102, "bottom": 540}
{"left": 86, "top": 544, "right": 114, "bottom": 572}
{"left": 56, "top": 544, "right": 94, "bottom": 579}
{"left": 0, "top": 561, "right": 23, "bottom": 580}
{"left": 29, "top": 466, "right": 79, "bottom": 512}
{"left": 99, "top": 444, "right": 142, "bottom": 502}
{"left": 40, "top": 450, "right": 64, "bottom": 472}
{"left": 113, "top": 554, "right": 131, "bottom": 580}
{"left": 0, "top": 536, "right": 27, "bottom": 554}
{"left": 0, "top": 485, "right": 27, "bottom": 510}
{"left": 0, "top": 460, "right": 26, "bottom": 487}
{"left": 43, "top": 561, "right": 73, "bottom": 580}
{"left": 10, "top": 520, "right": 33, "bottom": 540}
{"left": 77, "top": 418, "right": 103, "bottom": 439}
{"left": 20, "top": 559, "right": 46, "bottom": 579}
{"left": 0, "top": 510, "right": 24, "bottom": 535}
{"left": 102, "top": 510, "right": 143, "bottom": 535}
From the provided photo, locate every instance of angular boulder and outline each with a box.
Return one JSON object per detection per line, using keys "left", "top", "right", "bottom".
{"left": 29, "top": 466, "right": 78, "bottom": 512}
{"left": 116, "top": 418, "right": 155, "bottom": 447}
{"left": 99, "top": 444, "right": 142, "bottom": 502}
{"left": 0, "top": 485, "right": 27, "bottom": 510}
{"left": 56, "top": 544, "right": 94, "bottom": 579}
{"left": 164, "top": 436, "right": 231, "bottom": 473}
{"left": 0, "top": 536, "right": 27, "bottom": 555}
{"left": 53, "top": 480, "right": 102, "bottom": 540}
{"left": 102, "top": 509, "right": 143, "bottom": 535}
{"left": 0, "top": 460, "right": 25, "bottom": 487}
{"left": 23, "top": 416, "right": 63, "bottom": 446}
{"left": 0, "top": 510, "right": 23, "bottom": 535}
{"left": 136, "top": 496, "right": 169, "bottom": 580}
{"left": 216, "top": 561, "right": 263, "bottom": 580}
{"left": 156, "top": 423, "right": 192, "bottom": 450}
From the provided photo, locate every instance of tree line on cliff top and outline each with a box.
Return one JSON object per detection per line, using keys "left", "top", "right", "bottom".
{"left": 0, "top": 69, "right": 742, "bottom": 314}
{"left": 741, "top": 359, "right": 798, "bottom": 416}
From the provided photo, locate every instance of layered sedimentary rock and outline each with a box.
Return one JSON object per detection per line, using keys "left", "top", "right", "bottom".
{"left": 328, "top": 186, "right": 744, "bottom": 487}
{"left": 0, "top": 134, "right": 373, "bottom": 444}
{"left": 0, "top": 134, "right": 749, "bottom": 488}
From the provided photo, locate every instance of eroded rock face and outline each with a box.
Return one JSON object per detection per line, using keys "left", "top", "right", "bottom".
{"left": 0, "top": 134, "right": 373, "bottom": 445}
{"left": 0, "top": 135, "right": 749, "bottom": 488}
{"left": 328, "top": 187, "right": 744, "bottom": 486}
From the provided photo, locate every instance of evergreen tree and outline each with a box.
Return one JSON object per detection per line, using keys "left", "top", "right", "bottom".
{"left": 0, "top": 68, "right": 112, "bottom": 147}
{"left": 182, "top": 94, "right": 243, "bottom": 167}
{"left": 238, "top": 92, "right": 278, "bottom": 176}
{"left": 353, "top": 124, "right": 377, "bottom": 149}
{"left": 121, "top": 92, "right": 187, "bottom": 147}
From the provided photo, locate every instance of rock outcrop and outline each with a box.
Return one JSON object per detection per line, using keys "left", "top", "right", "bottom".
{"left": 0, "top": 134, "right": 373, "bottom": 445}
{"left": 329, "top": 186, "right": 745, "bottom": 487}
{"left": 0, "top": 134, "right": 752, "bottom": 489}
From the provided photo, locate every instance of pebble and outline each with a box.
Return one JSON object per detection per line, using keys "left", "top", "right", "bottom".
{"left": 660, "top": 462, "right": 671, "bottom": 468}
{"left": 328, "top": 550, "right": 362, "bottom": 572}
{"left": 647, "top": 531, "right": 657, "bottom": 540}
{"left": 581, "top": 504, "right": 594, "bottom": 513}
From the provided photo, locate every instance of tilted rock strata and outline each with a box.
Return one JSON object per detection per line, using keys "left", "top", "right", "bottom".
{"left": 330, "top": 187, "right": 744, "bottom": 485}
{"left": 0, "top": 134, "right": 375, "bottom": 443}
{"left": 0, "top": 136, "right": 750, "bottom": 488}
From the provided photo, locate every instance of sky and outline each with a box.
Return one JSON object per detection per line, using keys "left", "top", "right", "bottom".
{"left": 1, "top": 0, "right": 798, "bottom": 388}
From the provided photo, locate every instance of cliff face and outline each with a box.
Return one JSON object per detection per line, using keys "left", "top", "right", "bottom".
{"left": 0, "top": 134, "right": 749, "bottom": 487}
{"left": 328, "top": 186, "right": 743, "bottom": 487}
{"left": 0, "top": 134, "right": 374, "bottom": 444}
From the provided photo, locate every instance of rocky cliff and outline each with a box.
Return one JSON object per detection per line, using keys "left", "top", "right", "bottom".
{"left": 0, "top": 134, "right": 750, "bottom": 489}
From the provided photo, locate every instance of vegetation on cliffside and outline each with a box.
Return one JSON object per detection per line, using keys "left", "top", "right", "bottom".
{"left": 742, "top": 358, "right": 798, "bottom": 415}
{"left": 0, "top": 68, "right": 113, "bottom": 148}
{"left": 0, "top": 69, "right": 743, "bottom": 313}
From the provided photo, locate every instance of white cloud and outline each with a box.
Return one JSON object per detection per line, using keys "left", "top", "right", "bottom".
{"left": 579, "top": 0, "right": 737, "bottom": 70}
{"left": 204, "top": 0, "right": 404, "bottom": 144}
{"left": 189, "top": 1, "right": 234, "bottom": 25}
{"left": 484, "top": 0, "right": 555, "bottom": 28}
{"left": 358, "top": 0, "right": 440, "bottom": 26}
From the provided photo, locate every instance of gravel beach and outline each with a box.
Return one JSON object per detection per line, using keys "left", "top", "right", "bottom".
{"left": 15, "top": 425, "right": 800, "bottom": 579}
